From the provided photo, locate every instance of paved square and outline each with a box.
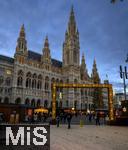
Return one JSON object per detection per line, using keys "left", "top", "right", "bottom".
{"left": 50, "top": 125, "right": 128, "bottom": 150}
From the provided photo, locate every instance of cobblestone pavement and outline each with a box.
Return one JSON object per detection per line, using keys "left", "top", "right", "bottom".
{"left": 50, "top": 125, "right": 128, "bottom": 150}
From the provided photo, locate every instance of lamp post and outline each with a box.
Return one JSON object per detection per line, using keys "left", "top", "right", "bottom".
{"left": 119, "top": 65, "right": 128, "bottom": 100}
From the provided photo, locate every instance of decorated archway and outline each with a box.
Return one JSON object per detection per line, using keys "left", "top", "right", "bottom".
{"left": 52, "top": 83, "right": 114, "bottom": 121}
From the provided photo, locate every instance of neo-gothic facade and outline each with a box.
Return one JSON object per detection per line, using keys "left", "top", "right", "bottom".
{"left": 0, "top": 7, "right": 101, "bottom": 110}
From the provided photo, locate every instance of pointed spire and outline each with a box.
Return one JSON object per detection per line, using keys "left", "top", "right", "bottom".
{"left": 19, "top": 24, "right": 25, "bottom": 38}
{"left": 81, "top": 52, "right": 86, "bottom": 66}
{"left": 68, "top": 5, "right": 77, "bottom": 35}
{"left": 82, "top": 52, "right": 85, "bottom": 61}
{"left": 42, "top": 35, "right": 51, "bottom": 63}
{"left": 93, "top": 58, "right": 97, "bottom": 69}
{"left": 92, "top": 58, "right": 98, "bottom": 73}
{"left": 14, "top": 24, "right": 27, "bottom": 61}
{"left": 81, "top": 52, "right": 89, "bottom": 80}
{"left": 15, "top": 24, "right": 27, "bottom": 53}
{"left": 70, "top": 5, "right": 74, "bottom": 18}
{"left": 92, "top": 58, "right": 100, "bottom": 83}
{"left": 62, "top": 6, "right": 80, "bottom": 67}
{"left": 44, "top": 35, "right": 49, "bottom": 48}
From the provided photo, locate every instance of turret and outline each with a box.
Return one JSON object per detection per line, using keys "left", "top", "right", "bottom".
{"left": 14, "top": 24, "right": 28, "bottom": 64}
{"left": 63, "top": 6, "right": 80, "bottom": 67}
{"left": 41, "top": 36, "right": 51, "bottom": 70}
{"left": 80, "top": 53, "right": 89, "bottom": 80}
{"left": 91, "top": 58, "right": 100, "bottom": 83}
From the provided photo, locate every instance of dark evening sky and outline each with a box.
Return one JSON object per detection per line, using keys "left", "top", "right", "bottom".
{"left": 0, "top": 0, "right": 128, "bottom": 93}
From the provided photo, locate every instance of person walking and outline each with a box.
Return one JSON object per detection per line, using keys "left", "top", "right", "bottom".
{"left": 96, "top": 112, "right": 100, "bottom": 125}
{"left": 33, "top": 113, "right": 38, "bottom": 123}
{"left": 67, "top": 113, "right": 72, "bottom": 129}
{"left": 89, "top": 113, "right": 92, "bottom": 122}
{"left": 56, "top": 115, "right": 60, "bottom": 127}
{"left": 64, "top": 113, "right": 67, "bottom": 124}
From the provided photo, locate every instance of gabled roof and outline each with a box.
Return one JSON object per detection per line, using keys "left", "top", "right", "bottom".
{"left": 28, "top": 50, "right": 62, "bottom": 68}
{"left": 51, "top": 58, "right": 62, "bottom": 68}
{"left": 28, "top": 50, "right": 41, "bottom": 61}
{"left": 0, "top": 50, "right": 62, "bottom": 68}
{"left": 0, "top": 55, "right": 14, "bottom": 64}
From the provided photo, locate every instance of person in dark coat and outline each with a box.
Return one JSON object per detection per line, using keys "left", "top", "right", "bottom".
{"left": 89, "top": 113, "right": 92, "bottom": 122}
{"left": 56, "top": 115, "right": 60, "bottom": 127}
{"left": 96, "top": 112, "right": 100, "bottom": 125}
{"left": 67, "top": 113, "right": 72, "bottom": 129}
{"left": 64, "top": 113, "right": 67, "bottom": 123}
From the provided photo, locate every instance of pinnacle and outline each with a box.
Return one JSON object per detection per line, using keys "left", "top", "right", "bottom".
{"left": 20, "top": 24, "right": 25, "bottom": 32}
{"left": 82, "top": 52, "right": 85, "bottom": 58}
{"left": 71, "top": 5, "right": 74, "bottom": 15}
{"left": 44, "top": 35, "right": 49, "bottom": 48}
{"left": 19, "top": 24, "right": 25, "bottom": 37}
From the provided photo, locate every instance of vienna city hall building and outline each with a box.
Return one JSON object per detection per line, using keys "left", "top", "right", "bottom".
{"left": 0, "top": 7, "right": 102, "bottom": 110}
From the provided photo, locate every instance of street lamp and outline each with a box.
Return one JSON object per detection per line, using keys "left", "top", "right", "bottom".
{"left": 119, "top": 65, "right": 128, "bottom": 101}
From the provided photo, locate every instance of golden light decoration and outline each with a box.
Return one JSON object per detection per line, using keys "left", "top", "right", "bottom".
{"left": 51, "top": 83, "right": 114, "bottom": 121}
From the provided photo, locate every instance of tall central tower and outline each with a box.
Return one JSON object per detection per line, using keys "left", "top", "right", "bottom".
{"left": 62, "top": 6, "right": 81, "bottom": 109}
{"left": 63, "top": 6, "right": 80, "bottom": 67}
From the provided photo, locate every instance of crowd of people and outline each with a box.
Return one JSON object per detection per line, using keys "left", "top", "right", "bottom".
{"left": 0, "top": 109, "right": 109, "bottom": 127}
{"left": 56, "top": 112, "right": 72, "bottom": 129}
{"left": 24, "top": 112, "right": 49, "bottom": 124}
{"left": 55, "top": 111, "right": 109, "bottom": 129}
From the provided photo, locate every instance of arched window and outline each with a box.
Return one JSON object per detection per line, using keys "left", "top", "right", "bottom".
{"left": 17, "top": 70, "right": 23, "bottom": 86}
{"left": 32, "top": 79, "right": 36, "bottom": 89}
{"left": 32, "top": 73, "right": 37, "bottom": 89}
{"left": 56, "top": 79, "right": 59, "bottom": 92}
{"left": 6, "top": 77, "right": 11, "bottom": 86}
{"left": 37, "top": 99, "right": 41, "bottom": 107}
{"left": 15, "top": 97, "right": 21, "bottom": 104}
{"left": 74, "top": 100, "right": 77, "bottom": 109}
{"left": 31, "top": 99, "right": 35, "bottom": 107}
{"left": 0, "top": 76, "right": 4, "bottom": 85}
{"left": 0, "top": 97, "right": 2, "bottom": 103}
{"left": 44, "top": 100, "right": 48, "bottom": 108}
{"left": 74, "top": 51, "right": 77, "bottom": 63}
{"left": 26, "top": 72, "right": 31, "bottom": 88}
{"left": 56, "top": 78, "right": 59, "bottom": 84}
{"left": 4, "top": 97, "right": 9, "bottom": 104}
{"left": 45, "top": 76, "right": 49, "bottom": 90}
{"left": 37, "top": 74, "right": 42, "bottom": 89}
{"left": 25, "top": 98, "right": 30, "bottom": 105}
{"left": 51, "top": 78, "right": 55, "bottom": 90}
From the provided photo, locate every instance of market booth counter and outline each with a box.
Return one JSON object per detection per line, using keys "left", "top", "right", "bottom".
{"left": 0, "top": 103, "right": 35, "bottom": 123}
{"left": 34, "top": 107, "right": 48, "bottom": 114}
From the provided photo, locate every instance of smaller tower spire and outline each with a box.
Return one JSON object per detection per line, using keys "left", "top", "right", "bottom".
{"left": 14, "top": 24, "right": 28, "bottom": 63}
{"left": 44, "top": 35, "right": 49, "bottom": 48}
{"left": 19, "top": 24, "right": 25, "bottom": 38}
{"left": 15, "top": 24, "right": 27, "bottom": 53}
{"left": 80, "top": 52, "right": 89, "bottom": 80}
{"left": 41, "top": 36, "right": 51, "bottom": 69}
{"left": 92, "top": 58, "right": 100, "bottom": 83}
